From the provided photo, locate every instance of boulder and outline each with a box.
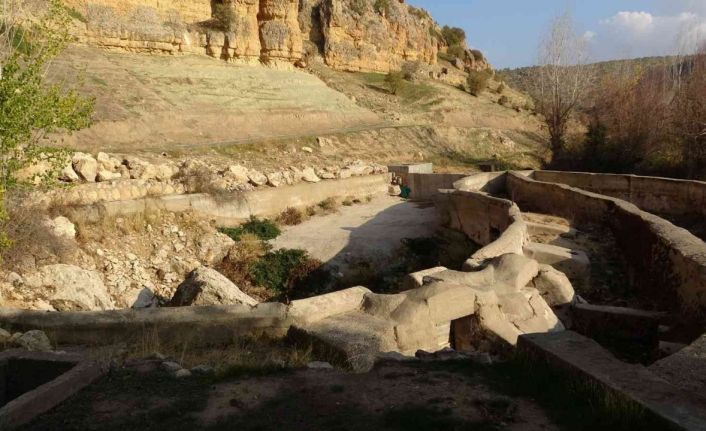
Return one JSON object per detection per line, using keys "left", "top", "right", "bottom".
{"left": 301, "top": 167, "right": 321, "bottom": 183}
{"left": 301, "top": 146, "right": 314, "bottom": 153}
{"left": 96, "top": 152, "right": 120, "bottom": 171}
{"left": 248, "top": 169, "right": 268, "bottom": 186}
{"left": 72, "top": 153, "right": 98, "bottom": 182}
{"left": 97, "top": 170, "right": 122, "bottom": 182}
{"left": 23, "top": 264, "right": 115, "bottom": 311}
{"left": 388, "top": 185, "right": 401, "bottom": 196}
{"left": 266, "top": 172, "right": 285, "bottom": 187}
{"left": 170, "top": 267, "right": 258, "bottom": 307}
{"left": 59, "top": 164, "right": 80, "bottom": 182}
{"left": 47, "top": 216, "right": 76, "bottom": 239}
{"left": 15, "top": 330, "right": 52, "bottom": 351}
{"left": 226, "top": 165, "right": 250, "bottom": 184}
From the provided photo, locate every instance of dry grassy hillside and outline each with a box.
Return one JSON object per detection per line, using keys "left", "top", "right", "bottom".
{"left": 50, "top": 45, "right": 548, "bottom": 171}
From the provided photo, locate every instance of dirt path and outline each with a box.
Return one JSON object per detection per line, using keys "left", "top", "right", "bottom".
{"left": 269, "top": 196, "right": 441, "bottom": 273}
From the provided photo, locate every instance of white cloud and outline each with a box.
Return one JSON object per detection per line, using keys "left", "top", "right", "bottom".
{"left": 601, "top": 11, "right": 654, "bottom": 34}
{"left": 591, "top": 9, "right": 706, "bottom": 60}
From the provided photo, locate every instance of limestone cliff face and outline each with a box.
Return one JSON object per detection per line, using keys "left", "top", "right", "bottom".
{"left": 318, "top": 0, "right": 442, "bottom": 72}
{"left": 65, "top": 0, "right": 464, "bottom": 72}
{"left": 259, "top": 0, "right": 303, "bottom": 62}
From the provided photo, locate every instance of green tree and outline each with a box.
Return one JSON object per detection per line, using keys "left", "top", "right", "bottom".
{"left": 0, "top": 0, "right": 94, "bottom": 250}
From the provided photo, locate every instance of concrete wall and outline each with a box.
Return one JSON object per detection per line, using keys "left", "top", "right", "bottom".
{"left": 434, "top": 172, "right": 528, "bottom": 266}
{"left": 69, "top": 173, "right": 391, "bottom": 225}
{"left": 507, "top": 172, "right": 706, "bottom": 317}
{"left": 406, "top": 173, "right": 468, "bottom": 200}
{"left": 533, "top": 171, "right": 706, "bottom": 217}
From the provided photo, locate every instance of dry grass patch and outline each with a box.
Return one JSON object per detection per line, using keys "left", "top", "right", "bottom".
{"left": 277, "top": 207, "right": 306, "bottom": 226}
{"left": 317, "top": 197, "right": 339, "bottom": 214}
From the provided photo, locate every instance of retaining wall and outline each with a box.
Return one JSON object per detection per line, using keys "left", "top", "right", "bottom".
{"left": 506, "top": 172, "right": 706, "bottom": 316}
{"left": 533, "top": 171, "right": 706, "bottom": 218}
{"left": 406, "top": 173, "right": 468, "bottom": 200}
{"left": 67, "top": 173, "right": 391, "bottom": 225}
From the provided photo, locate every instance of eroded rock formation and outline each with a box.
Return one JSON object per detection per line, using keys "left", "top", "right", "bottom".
{"left": 63, "top": 0, "right": 479, "bottom": 72}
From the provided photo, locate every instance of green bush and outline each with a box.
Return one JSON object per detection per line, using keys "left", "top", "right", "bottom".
{"left": 250, "top": 249, "right": 307, "bottom": 293}
{"left": 219, "top": 217, "right": 281, "bottom": 241}
{"left": 384, "top": 71, "right": 405, "bottom": 95}
{"left": 466, "top": 70, "right": 492, "bottom": 96}
{"left": 441, "top": 26, "right": 466, "bottom": 47}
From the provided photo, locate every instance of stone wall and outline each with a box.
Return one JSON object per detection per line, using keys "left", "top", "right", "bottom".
{"left": 533, "top": 171, "right": 706, "bottom": 218}
{"left": 506, "top": 172, "right": 706, "bottom": 317}
{"left": 67, "top": 173, "right": 392, "bottom": 226}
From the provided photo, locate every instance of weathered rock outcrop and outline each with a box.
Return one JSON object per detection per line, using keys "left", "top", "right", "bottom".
{"left": 20, "top": 265, "right": 115, "bottom": 311}
{"left": 64, "top": 0, "right": 463, "bottom": 72}
{"left": 319, "top": 0, "right": 442, "bottom": 72}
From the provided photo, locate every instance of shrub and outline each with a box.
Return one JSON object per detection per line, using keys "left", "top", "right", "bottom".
{"left": 441, "top": 26, "right": 466, "bottom": 47}
{"left": 85, "top": 4, "right": 121, "bottom": 32}
{"left": 498, "top": 95, "right": 510, "bottom": 106}
{"left": 277, "top": 207, "right": 305, "bottom": 226}
{"left": 447, "top": 44, "right": 466, "bottom": 59}
{"left": 470, "top": 49, "right": 485, "bottom": 63}
{"left": 401, "top": 61, "right": 422, "bottom": 81}
{"left": 305, "top": 205, "right": 318, "bottom": 217}
{"left": 219, "top": 217, "right": 281, "bottom": 242}
{"left": 317, "top": 197, "right": 339, "bottom": 213}
{"left": 342, "top": 197, "right": 354, "bottom": 206}
{"left": 467, "top": 70, "right": 491, "bottom": 96}
{"left": 250, "top": 249, "right": 307, "bottom": 293}
{"left": 384, "top": 71, "right": 405, "bottom": 95}
{"left": 216, "top": 232, "right": 269, "bottom": 288}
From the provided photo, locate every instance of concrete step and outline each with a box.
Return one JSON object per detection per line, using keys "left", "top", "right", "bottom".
{"left": 518, "top": 331, "right": 706, "bottom": 431}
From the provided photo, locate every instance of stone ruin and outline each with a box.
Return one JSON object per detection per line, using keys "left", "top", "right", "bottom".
{"left": 2, "top": 165, "right": 706, "bottom": 429}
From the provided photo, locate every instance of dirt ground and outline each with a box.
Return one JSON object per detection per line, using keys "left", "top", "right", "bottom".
{"left": 24, "top": 358, "right": 560, "bottom": 431}
{"left": 270, "top": 196, "right": 440, "bottom": 274}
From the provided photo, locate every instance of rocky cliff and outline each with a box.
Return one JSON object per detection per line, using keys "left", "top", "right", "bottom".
{"left": 64, "top": 0, "right": 460, "bottom": 72}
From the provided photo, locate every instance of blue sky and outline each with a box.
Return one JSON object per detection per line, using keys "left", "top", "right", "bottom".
{"left": 408, "top": 0, "right": 706, "bottom": 69}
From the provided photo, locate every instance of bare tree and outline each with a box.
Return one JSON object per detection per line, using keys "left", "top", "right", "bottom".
{"left": 672, "top": 44, "right": 706, "bottom": 178}
{"left": 526, "top": 12, "right": 593, "bottom": 163}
